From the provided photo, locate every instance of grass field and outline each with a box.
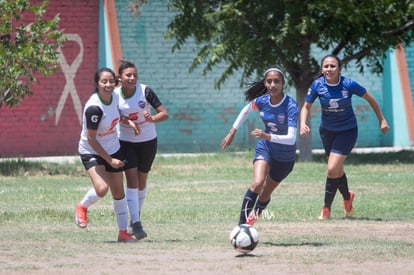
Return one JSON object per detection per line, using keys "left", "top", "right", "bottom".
{"left": 0, "top": 150, "right": 413, "bottom": 274}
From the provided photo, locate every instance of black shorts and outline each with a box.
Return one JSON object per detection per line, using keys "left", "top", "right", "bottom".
{"left": 120, "top": 138, "right": 157, "bottom": 173}
{"left": 80, "top": 148, "right": 125, "bottom": 173}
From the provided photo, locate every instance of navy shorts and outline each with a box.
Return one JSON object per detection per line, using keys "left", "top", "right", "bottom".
{"left": 253, "top": 142, "right": 295, "bottom": 182}
{"left": 319, "top": 126, "right": 358, "bottom": 156}
{"left": 120, "top": 138, "right": 157, "bottom": 173}
{"left": 80, "top": 148, "right": 125, "bottom": 173}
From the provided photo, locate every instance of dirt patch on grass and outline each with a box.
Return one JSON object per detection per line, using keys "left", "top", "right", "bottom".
{"left": 1, "top": 220, "right": 413, "bottom": 275}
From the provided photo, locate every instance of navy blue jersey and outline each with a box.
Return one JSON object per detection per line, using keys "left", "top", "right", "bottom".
{"left": 252, "top": 94, "right": 298, "bottom": 162}
{"left": 306, "top": 76, "right": 366, "bottom": 131}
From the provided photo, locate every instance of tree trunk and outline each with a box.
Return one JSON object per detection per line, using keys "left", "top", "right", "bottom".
{"left": 296, "top": 85, "right": 313, "bottom": 162}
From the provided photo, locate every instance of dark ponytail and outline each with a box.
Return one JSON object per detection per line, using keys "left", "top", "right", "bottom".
{"left": 244, "top": 80, "right": 267, "bottom": 101}
{"left": 243, "top": 67, "right": 285, "bottom": 101}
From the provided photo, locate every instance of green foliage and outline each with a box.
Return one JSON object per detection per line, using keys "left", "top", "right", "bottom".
{"left": 0, "top": 0, "right": 66, "bottom": 107}
{"left": 166, "top": 0, "right": 414, "bottom": 90}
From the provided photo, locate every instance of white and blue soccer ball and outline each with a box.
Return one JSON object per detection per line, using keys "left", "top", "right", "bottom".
{"left": 230, "top": 224, "right": 259, "bottom": 254}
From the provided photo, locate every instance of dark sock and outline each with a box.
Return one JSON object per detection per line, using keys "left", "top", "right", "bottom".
{"left": 238, "top": 189, "right": 258, "bottom": 225}
{"left": 337, "top": 173, "right": 350, "bottom": 200}
{"left": 254, "top": 199, "right": 271, "bottom": 217}
{"left": 324, "top": 177, "right": 338, "bottom": 209}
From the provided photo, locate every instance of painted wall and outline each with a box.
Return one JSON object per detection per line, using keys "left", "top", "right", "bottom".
{"left": 115, "top": 0, "right": 406, "bottom": 153}
{"left": 0, "top": 0, "right": 100, "bottom": 157}
{"left": 0, "top": 0, "right": 412, "bottom": 157}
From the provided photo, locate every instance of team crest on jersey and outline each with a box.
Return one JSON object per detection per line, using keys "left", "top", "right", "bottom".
{"left": 341, "top": 90, "right": 349, "bottom": 98}
{"left": 277, "top": 113, "right": 286, "bottom": 124}
{"left": 138, "top": 101, "right": 146, "bottom": 109}
{"left": 329, "top": 98, "right": 340, "bottom": 108}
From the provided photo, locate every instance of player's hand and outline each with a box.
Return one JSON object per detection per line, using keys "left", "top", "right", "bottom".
{"left": 110, "top": 158, "right": 125, "bottom": 169}
{"left": 250, "top": 129, "right": 268, "bottom": 140}
{"left": 127, "top": 120, "right": 141, "bottom": 135}
{"left": 300, "top": 124, "right": 311, "bottom": 136}
{"left": 380, "top": 119, "right": 390, "bottom": 135}
{"left": 221, "top": 129, "right": 236, "bottom": 151}
{"left": 143, "top": 110, "right": 153, "bottom": 122}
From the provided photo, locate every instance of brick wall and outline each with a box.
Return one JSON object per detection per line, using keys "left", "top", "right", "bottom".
{"left": 115, "top": 0, "right": 394, "bottom": 153}
{"left": 0, "top": 0, "right": 99, "bottom": 157}
{"left": 0, "top": 0, "right": 408, "bottom": 157}
{"left": 115, "top": 0, "right": 253, "bottom": 153}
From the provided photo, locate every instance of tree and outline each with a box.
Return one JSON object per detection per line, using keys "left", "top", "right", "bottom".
{"left": 0, "top": 0, "right": 65, "bottom": 107}
{"left": 165, "top": 0, "right": 414, "bottom": 160}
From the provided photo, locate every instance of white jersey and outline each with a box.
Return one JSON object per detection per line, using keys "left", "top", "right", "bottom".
{"left": 116, "top": 84, "right": 162, "bottom": 142}
{"left": 78, "top": 92, "right": 121, "bottom": 155}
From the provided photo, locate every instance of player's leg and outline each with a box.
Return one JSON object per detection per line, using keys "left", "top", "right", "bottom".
{"left": 238, "top": 159, "right": 268, "bottom": 225}
{"left": 247, "top": 160, "right": 294, "bottom": 225}
{"left": 319, "top": 127, "right": 338, "bottom": 220}
{"left": 76, "top": 155, "right": 109, "bottom": 228}
{"left": 106, "top": 170, "right": 136, "bottom": 242}
{"left": 329, "top": 127, "right": 357, "bottom": 217}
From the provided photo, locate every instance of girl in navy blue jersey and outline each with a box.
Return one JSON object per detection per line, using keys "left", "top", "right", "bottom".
{"left": 300, "top": 54, "right": 390, "bottom": 220}
{"left": 221, "top": 68, "right": 298, "bottom": 226}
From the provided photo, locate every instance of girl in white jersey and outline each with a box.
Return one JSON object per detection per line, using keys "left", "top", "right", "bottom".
{"left": 75, "top": 68, "right": 135, "bottom": 242}
{"left": 116, "top": 60, "right": 169, "bottom": 239}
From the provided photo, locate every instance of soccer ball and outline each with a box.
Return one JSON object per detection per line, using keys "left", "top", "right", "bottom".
{"left": 230, "top": 224, "right": 259, "bottom": 254}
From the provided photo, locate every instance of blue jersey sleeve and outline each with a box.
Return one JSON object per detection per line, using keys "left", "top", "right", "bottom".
{"left": 305, "top": 77, "right": 323, "bottom": 103}
{"left": 346, "top": 78, "right": 366, "bottom": 97}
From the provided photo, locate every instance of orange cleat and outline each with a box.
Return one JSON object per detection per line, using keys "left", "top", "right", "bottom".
{"left": 75, "top": 203, "right": 88, "bottom": 228}
{"left": 343, "top": 191, "right": 355, "bottom": 217}
{"left": 118, "top": 230, "right": 138, "bottom": 243}
{"left": 318, "top": 207, "right": 331, "bottom": 220}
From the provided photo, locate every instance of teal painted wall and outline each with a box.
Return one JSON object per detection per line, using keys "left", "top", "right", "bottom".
{"left": 114, "top": 0, "right": 260, "bottom": 153}
{"left": 406, "top": 43, "right": 414, "bottom": 108}
{"left": 112, "top": 0, "right": 407, "bottom": 153}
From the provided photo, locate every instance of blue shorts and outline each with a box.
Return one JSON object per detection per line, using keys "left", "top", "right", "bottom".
{"left": 80, "top": 148, "right": 125, "bottom": 173}
{"left": 120, "top": 138, "right": 157, "bottom": 173}
{"left": 319, "top": 126, "right": 358, "bottom": 156}
{"left": 253, "top": 141, "right": 295, "bottom": 182}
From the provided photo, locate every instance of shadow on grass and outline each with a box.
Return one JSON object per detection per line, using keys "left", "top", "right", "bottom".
{"left": 312, "top": 150, "right": 414, "bottom": 165}
{"left": 261, "top": 241, "right": 324, "bottom": 247}
{"left": 235, "top": 253, "right": 258, "bottom": 257}
{"left": 343, "top": 217, "right": 383, "bottom": 221}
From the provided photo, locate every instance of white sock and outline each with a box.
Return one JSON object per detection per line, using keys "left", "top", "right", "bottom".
{"left": 138, "top": 187, "right": 147, "bottom": 212}
{"left": 113, "top": 197, "right": 128, "bottom": 231}
{"left": 80, "top": 188, "right": 101, "bottom": 208}
{"left": 126, "top": 187, "right": 139, "bottom": 224}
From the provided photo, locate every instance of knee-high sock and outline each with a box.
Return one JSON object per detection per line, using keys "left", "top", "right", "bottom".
{"left": 126, "top": 187, "right": 139, "bottom": 224}
{"left": 324, "top": 177, "right": 338, "bottom": 210}
{"left": 238, "top": 189, "right": 258, "bottom": 225}
{"left": 113, "top": 196, "right": 128, "bottom": 231}
{"left": 138, "top": 187, "right": 147, "bottom": 211}
{"left": 254, "top": 198, "right": 271, "bottom": 217}
{"left": 80, "top": 188, "right": 101, "bottom": 208}
{"left": 337, "top": 173, "right": 350, "bottom": 200}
